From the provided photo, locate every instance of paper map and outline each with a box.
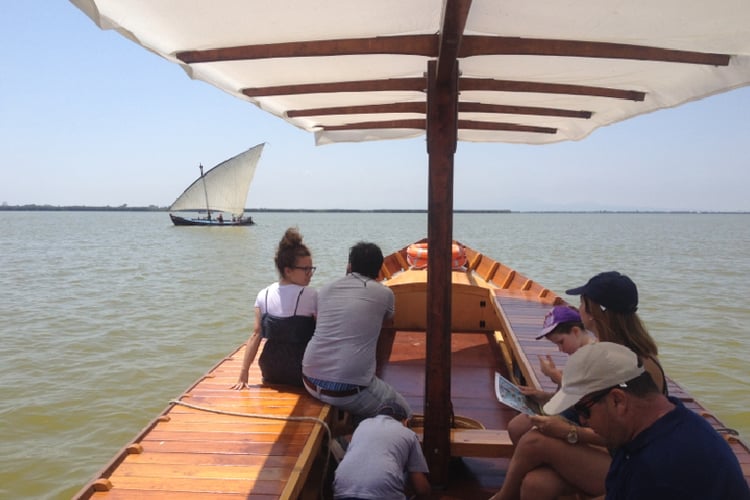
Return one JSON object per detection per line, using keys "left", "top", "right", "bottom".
{"left": 494, "top": 372, "right": 542, "bottom": 415}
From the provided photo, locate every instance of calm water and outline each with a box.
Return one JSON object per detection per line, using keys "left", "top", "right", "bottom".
{"left": 1, "top": 211, "right": 749, "bottom": 499}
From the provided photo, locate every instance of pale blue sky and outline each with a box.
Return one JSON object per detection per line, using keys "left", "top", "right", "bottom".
{"left": 1, "top": 2, "right": 748, "bottom": 211}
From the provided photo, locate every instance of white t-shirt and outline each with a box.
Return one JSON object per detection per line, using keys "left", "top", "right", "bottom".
{"left": 254, "top": 282, "right": 317, "bottom": 317}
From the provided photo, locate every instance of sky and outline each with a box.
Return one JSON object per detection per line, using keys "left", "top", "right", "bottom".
{"left": 1, "top": 2, "right": 749, "bottom": 212}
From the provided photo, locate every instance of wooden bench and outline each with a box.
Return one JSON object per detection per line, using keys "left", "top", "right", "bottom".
{"left": 413, "top": 428, "right": 514, "bottom": 458}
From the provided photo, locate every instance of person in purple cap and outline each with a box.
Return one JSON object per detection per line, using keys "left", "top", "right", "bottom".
{"left": 565, "top": 271, "right": 667, "bottom": 395}
{"left": 507, "top": 305, "right": 596, "bottom": 444}
{"left": 333, "top": 400, "right": 430, "bottom": 499}
{"left": 534, "top": 305, "right": 596, "bottom": 386}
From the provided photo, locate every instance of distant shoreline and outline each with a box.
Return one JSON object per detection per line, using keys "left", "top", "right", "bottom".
{"left": 1, "top": 205, "right": 747, "bottom": 214}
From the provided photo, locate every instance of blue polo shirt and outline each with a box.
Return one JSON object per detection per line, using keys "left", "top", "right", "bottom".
{"left": 606, "top": 397, "right": 749, "bottom": 499}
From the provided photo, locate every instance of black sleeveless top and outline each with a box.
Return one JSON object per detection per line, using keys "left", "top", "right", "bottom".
{"left": 258, "top": 288, "right": 315, "bottom": 387}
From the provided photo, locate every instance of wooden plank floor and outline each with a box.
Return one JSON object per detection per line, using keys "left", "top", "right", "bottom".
{"left": 73, "top": 344, "right": 333, "bottom": 500}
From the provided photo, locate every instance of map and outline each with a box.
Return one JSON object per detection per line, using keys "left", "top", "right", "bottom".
{"left": 494, "top": 372, "right": 543, "bottom": 415}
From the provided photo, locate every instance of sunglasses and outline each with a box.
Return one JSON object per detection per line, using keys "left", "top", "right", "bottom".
{"left": 293, "top": 266, "right": 317, "bottom": 274}
{"left": 573, "top": 388, "right": 613, "bottom": 419}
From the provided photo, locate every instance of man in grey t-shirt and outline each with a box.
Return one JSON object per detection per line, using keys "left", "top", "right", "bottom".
{"left": 302, "top": 241, "right": 411, "bottom": 420}
{"left": 334, "top": 401, "right": 430, "bottom": 499}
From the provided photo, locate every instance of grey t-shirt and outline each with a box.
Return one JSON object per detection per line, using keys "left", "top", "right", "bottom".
{"left": 303, "top": 273, "right": 394, "bottom": 386}
{"left": 333, "top": 415, "right": 429, "bottom": 499}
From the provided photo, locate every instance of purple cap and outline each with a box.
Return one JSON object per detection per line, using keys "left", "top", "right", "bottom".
{"left": 565, "top": 271, "right": 638, "bottom": 314}
{"left": 536, "top": 305, "right": 583, "bottom": 339}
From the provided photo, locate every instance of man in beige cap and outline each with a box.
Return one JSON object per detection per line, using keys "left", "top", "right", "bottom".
{"left": 543, "top": 342, "right": 748, "bottom": 499}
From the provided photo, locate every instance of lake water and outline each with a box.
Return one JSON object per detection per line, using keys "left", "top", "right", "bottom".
{"left": 1, "top": 211, "right": 749, "bottom": 499}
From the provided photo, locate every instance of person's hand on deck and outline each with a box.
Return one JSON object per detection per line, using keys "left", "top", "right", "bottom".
{"left": 230, "top": 374, "right": 251, "bottom": 390}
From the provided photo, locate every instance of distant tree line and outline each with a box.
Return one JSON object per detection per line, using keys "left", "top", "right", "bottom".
{"left": 0, "top": 204, "right": 165, "bottom": 212}
{"left": 0, "top": 205, "right": 513, "bottom": 213}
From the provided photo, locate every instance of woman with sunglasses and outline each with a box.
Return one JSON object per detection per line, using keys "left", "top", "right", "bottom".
{"left": 490, "top": 271, "right": 662, "bottom": 500}
{"left": 231, "top": 227, "right": 317, "bottom": 389}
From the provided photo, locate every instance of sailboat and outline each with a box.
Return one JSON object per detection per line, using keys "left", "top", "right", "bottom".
{"left": 168, "top": 143, "right": 264, "bottom": 226}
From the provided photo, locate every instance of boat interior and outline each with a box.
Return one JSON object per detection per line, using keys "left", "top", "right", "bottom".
{"left": 72, "top": 240, "right": 750, "bottom": 499}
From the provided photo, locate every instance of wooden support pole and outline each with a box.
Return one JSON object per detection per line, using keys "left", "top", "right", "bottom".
{"left": 424, "top": 58, "right": 459, "bottom": 486}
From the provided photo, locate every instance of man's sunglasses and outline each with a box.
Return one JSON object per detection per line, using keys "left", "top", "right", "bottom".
{"left": 573, "top": 387, "right": 614, "bottom": 419}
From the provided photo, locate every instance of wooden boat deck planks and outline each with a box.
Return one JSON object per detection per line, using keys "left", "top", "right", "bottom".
{"left": 74, "top": 344, "right": 332, "bottom": 500}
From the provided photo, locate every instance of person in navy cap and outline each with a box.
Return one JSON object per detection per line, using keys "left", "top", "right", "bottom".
{"left": 565, "top": 271, "right": 667, "bottom": 395}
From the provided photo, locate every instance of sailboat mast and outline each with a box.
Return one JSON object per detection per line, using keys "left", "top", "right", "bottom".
{"left": 199, "top": 163, "right": 211, "bottom": 220}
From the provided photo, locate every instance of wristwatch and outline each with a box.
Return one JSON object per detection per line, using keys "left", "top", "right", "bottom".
{"left": 566, "top": 426, "right": 579, "bottom": 444}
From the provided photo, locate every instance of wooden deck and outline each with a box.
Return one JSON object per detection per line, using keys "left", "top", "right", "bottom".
{"left": 73, "top": 345, "right": 333, "bottom": 500}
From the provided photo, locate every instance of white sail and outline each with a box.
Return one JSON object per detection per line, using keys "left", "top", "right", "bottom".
{"left": 169, "top": 143, "right": 264, "bottom": 218}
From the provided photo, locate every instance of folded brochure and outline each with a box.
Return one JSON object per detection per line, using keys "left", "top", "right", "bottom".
{"left": 494, "top": 372, "right": 543, "bottom": 415}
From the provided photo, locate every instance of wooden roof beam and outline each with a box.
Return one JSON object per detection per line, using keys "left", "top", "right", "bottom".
{"left": 178, "top": 35, "right": 729, "bottom": 68}
{"left": 319, "top": 118, "right": 556, "bottom": 134}
{"left": 242, "top": 78, "right": 425, "bottom": 98}
{"left": 287, "top": 101, "right": 591, "bottom": 119}
{"left": 461, "top": 78, "right": 646, "bottom": 101}
{"left": 245, "top": 77, "right": 641, "bottom": 101}
{"left": 436, "top": 0, "right": 472, "bottom": 82}
{"left": 460, "top": 36, "right": 731, "bottom": 66}
{"left": 177, "top": 35, "right": 437, "bottom": 63}
{"left": 287, "top": 102, "right": 426, "bottom": 118}
{"left": 461, "top": 102, "right": 592, "bottom": 119}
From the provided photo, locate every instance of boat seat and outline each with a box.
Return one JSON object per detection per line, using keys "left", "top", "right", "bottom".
{"left": 413, "top": 428, "right": 514, "bottom": 458}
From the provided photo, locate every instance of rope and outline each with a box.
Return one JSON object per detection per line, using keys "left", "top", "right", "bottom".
{"left": 170, "top": 399, "right": 333, "bottom": 498}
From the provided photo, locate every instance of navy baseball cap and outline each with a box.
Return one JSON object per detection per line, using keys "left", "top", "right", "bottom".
{"left": 565, "top": 271, "right": 638, "bottom": 313}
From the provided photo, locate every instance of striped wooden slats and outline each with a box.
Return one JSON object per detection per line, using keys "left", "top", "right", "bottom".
{"left": 75, "top": 344, "right": 332, "bottom": 499}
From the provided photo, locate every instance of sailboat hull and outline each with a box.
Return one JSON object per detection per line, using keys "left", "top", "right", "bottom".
{"left": 169, "top": 213, "right": 255, "bottom": 226}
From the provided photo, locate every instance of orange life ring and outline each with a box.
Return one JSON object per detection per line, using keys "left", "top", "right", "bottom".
{"left": 406, "top": 243, "right": 467, "bottom": 270}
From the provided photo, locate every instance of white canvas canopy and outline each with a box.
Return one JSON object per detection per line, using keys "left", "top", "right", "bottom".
{"left": 169, "top": 143, "right": 264, "bottom": 218}
{"left": 70, "top": 0, "right": 750, "bottom": 146}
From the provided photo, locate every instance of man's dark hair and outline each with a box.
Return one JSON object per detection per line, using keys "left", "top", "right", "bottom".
{"left": 622, "top": 369, "right": 660, "bottom": 397}
{"left": 348, "top": 241, "right": 384, "bottom": 279}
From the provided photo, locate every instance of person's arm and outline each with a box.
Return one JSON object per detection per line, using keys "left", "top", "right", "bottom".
{"left": 408, "top": 471, "right": 431, "bottom": 498}
{"left": 231, "top": 307, "right": 262, "bottom": 389}
{"left": 538, "top": 354, "right": 562, "bottom": 385}
{"left": 529, "top": 415, "right": 607, "bottom": 448}
{"left": 376, "top": 317, "right": 396, "bottom": 375}
{"left": 517, "top": 385, "right": 554, "bottom": 403}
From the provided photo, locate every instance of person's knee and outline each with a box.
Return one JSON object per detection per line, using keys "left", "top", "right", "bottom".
{"left": 519, "top": 468, "right": 565, "bottom": 500}
{"left": 508, "top": 414, "right": 533, "bottom": 444}
{"left": 516, "top": 428, "right": 549, "bottom": 456}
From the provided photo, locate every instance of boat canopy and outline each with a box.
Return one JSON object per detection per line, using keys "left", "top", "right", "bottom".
{"left": 70, "top": 0, "right": 750, "bottom": 147}
{"left": 169, "top": 143, "right": 264, "bottom": 218}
